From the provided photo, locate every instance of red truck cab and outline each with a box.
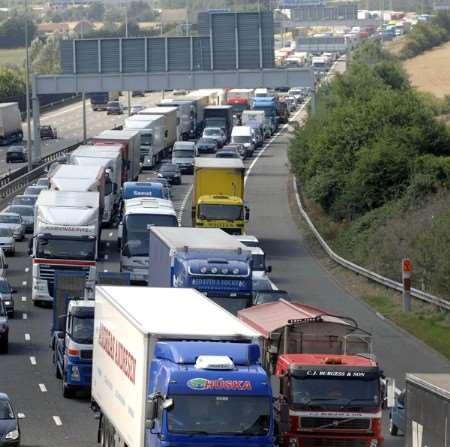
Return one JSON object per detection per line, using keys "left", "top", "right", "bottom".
{"left": 238, "top": 300, "right": 385, "bottom": 447}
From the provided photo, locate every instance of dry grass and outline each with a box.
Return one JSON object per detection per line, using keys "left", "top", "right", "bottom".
{"left": 384, "top": 36, "right": 406, "bottom": 55}
{"left": 403, "top": 41, "right": 450, "bottom": 98}
{"left": 0, "top": 48, "right": 25, "bottom": 68}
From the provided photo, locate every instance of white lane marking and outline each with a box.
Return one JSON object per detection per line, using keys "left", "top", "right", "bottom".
{"left": 21, "top": 296, "right": 27, "bottom": 302}
{"left": 53, "top": 416, "right": 63, "bottom": 426}
{"left": 22, "top": 313, "right": 28, "bottom": 320}
{"left": 106, "top": 242, "right": 110, "bottom": 247}
{"left": 109, "top": 232, "right": 113, "bottom": 237}
{"left": 177, "top": 185, "right": 193, "bottom": 224}
{"left": 22, "top": 281, "right": 27, "bottom": 286}
{"left": 39, "top": 384, "right": 47, "bottom": 393}
{"left": 17, "top": 413, "right": 25, "bottom": 419}
{"left": 376, "top": 312, "right": 386, "bottom": 321}
{"left": 29, "top": 356, "right": 37, "bottom": 365}
{"left": 24, "top": 333, "right": 31, "bottom": 341}
{"left": 104, "top": 254, "right": 109, "bottom": 260}
{"left": 103, "top": 269, "right": 108, "bottom": 273}
{"left": 25, "top": 267, "right": 29, "bottom": 273}
{"left": 42, "top": 103, "right": 82, "bottom": 120}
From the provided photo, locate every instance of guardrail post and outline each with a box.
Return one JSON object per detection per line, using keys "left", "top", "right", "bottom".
{"left": 402, "top": 258, "right": 412, "bottom": 312}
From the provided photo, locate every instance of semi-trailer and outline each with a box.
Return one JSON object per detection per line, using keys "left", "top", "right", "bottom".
{"left": 204, "top": 105, "right": 233, "bottom": 141}
{"left": 91, "top": 286, "right": 274, "bottom": 447}
{"left": 148, "top": 227, "right": 253, "bottom": 314}
{"left": 31, "top": 191, "right": 100, "bottom": 305}
{"left": 0, "top": 103, "right": 23, "bottom": 145}
{"left": 238, "top": 299, "right": 391, "bottom": 447}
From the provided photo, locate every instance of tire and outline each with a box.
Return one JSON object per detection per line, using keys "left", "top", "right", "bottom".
{"left": 0, "top": 336, "right": 8, "bottom": 354}
{"left": 389, "top": 415, "right": 399, "bottom": 436}
{"left": 62, "top": 379, "right": 74, "bottom": 398}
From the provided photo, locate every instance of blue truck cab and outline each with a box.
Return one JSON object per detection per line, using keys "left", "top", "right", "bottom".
{"left": 53, "top": 299, "right": 94, "bottom": 398}
{"left": 251, "top": 97, "right": 279, "bottom": 135}
{"left": 146, "top": 341, "right": 273, "bottom": 447}
{"left": 149, "top": 227, "right": 253, "bottom": 314}
{"left": 122, "top": 182, "right": 165, "bottom": 201}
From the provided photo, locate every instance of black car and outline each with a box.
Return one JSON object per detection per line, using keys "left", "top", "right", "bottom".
{"left": 158, "top": 164, "right": 182, "bottom": 185}
{"left": 39, "top": 125, "right": 57, "bottom": 139}
{"left": 216, "top": 147, "right": 241, "bottom": 159}
{"left": 197, "top": 137, "right": 218, "bottom": 154}
{"left": 0, "top": 393, "right": 20, "bottom": 445}
{"left": 0, "top": 301, "right": 8, "bottom": 354}
{"left": 6, "top": 146, "right": 26, "bottom": 163}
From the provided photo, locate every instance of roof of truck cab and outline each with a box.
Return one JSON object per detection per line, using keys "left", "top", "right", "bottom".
{"left": 150, "top": 227, "right": 249, "bottom": 252}
{"left": 125, "top": 114, "right": 164, "bottom": 124}
{"left": 238, "top": 299, "right": 355, "bottom": 338}
{"left": 75, "top": 145, "right": 122, "bottom": 154}
{"left": 51, "top": 164, "right": 104, "bottom": 179}
{"left": 97, "top": 286, "right": 260, "bottom": 339}
{"left": 93, "top": 129, "right": 139, "bottom": 140}
{"left": 36, "top": 190, "right": 99, "bottom": 208}
{"left": 139, "top": 106, "right": 177, "bottom": 114}
{"left": 124, "top": 197, "right": 176, "bottom": 215}
{"left": 194, "top": 157, "right": 244, "bottom": 169}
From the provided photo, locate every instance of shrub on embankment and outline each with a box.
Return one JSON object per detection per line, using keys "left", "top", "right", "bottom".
{"left": 289, "top": 41, "right": 450, "bottom": 297}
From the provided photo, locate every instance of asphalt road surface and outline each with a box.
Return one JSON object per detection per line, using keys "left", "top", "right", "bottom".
{"left": 0, "top": 82, "right": 448, "bottom": 446}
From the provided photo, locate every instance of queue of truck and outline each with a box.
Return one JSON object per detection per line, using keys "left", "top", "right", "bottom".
{"left": 2, "top": 85, "right": 445, "bottom": 447}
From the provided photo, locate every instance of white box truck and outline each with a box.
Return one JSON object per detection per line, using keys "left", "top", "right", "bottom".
{"left": 124, "top": 114, "right": 165, "bottom": 168}
{"left": 92, "top": 286, "right": 273, "bottom": 447}
{"left": 0, "top": 102, "right": 23, "bottom": 145}
{"left": 32, "top": 191, "right": 100, "bottom": 305}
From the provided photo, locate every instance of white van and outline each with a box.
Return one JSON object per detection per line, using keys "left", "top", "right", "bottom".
{"left": 231, "top": 126, "right": 255, "bottom": 158}
{"left": 171, "top": 141, "right": 197, "bottom": 174}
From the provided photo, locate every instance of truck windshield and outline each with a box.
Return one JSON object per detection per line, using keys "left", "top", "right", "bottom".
{"left": 141, "top": 133, "right": 153, "bottom": 146}
{"left": 71, "top": 315, "right": 94, "bottom": 344}
{"left": 198, "top": 204, "right": 243, "bottom": 221}
{"left": 123, "top": 214, "right": 178, "bottom": 257}
{"left": 167, "top": 395, "right": 270, "bottom": 436}
{"left": 252, "top": 106, "right": 274, "bottom": 117}
{"left": 252, "top": 254, "right": 265, "bottom": 271}
{"left": 290, "top": 377, "right": 380, "bottom": 408}
{"left": 36, "top": 237, "right": 96, "bottom": 260}
{"left": 232, "top": 136, "right": 251, "bottom": 144}
{"left": 173, "top": 150, "right": 194, "bottom": 158}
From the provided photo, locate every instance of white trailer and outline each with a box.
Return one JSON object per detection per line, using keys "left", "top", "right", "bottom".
{"left": 138, "top": 107, "right": 177, "bottom": 154}
{"left": 70, "top": 145, "right": 122, "bottom": 225}
{"left": 92, "top": 286, "right": 261, "bottom": 447}
{"left": 32, "top": 191, "right": 100, "bottom": 304}
{"left": 158, "top": 99, "right": 194, "bottom": 140}
{"left": 124, "top": 114, "right": 165, "bottom": 168}
{"left": 0, "top": 102, "right": 22, "bottom": 145}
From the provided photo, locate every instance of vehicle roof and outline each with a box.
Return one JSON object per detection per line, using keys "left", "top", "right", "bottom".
{"left": 51, "top": 164, "right": 104, "bottom": 179}
{"left": 124, "top": 197, "right": 175, "bottom": 215}
{"left": 97, "top": 286, "right": 260, "bottom": 339}
{"left": 194, "top": 157, "right": 244, "bottom": 169}
{"left": 139, "top": 106, "right": 177, "bottom": 114}
{"left": 231, "top": 126, "right": 253, "bottom": 135}
{"left": 7, "top": 146, "right": 25, "bottom": 151}
{"left": 279, "top": 353, "right": 377, "bottom": 367}
{"left": 407, "top": 373, "right": 450, "bottom": 398}
{"left": 0, "top": 213, "right": 20, "bottom": 218}
{"left": 94, "top": 129, "right": 139, "bottom": 140}
{"left": 37, "top": 190, "right": 100, "bottom": 208}
{"left": 173, "top": 141, "right": 195, "bottom": 148}
{"left": 238, "top": 299, "right": 359, "bottom": 338}
{"left": 197, "top": 195, "right": 243, "bottom": 205}
{"left": 68, "top": 300, "right": 95, "bottom": 308}
{"left": 0, "top": 392, "right": 10, "bottom": 400}
{"left": 150, "top": 227, "right": 249, "bottom": 251}
{"left": 249, "top": 246, "right": 265, "bottom": 255}
{"left": 74, "top": 145, "right": 122, "bottom": 158}
{"left": 233, "top": 235, "right": 259, "bottom": 244}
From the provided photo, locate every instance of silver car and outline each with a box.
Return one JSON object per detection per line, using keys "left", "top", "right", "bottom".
{"left": 0, "top": 227, "right": 15, "bottom": 256}
{"left": 4, "top": 205, "right": 34, "bottom": 233}
{"left": 12, "top": 194, "right": 38, "bottom": 207}
{"left": 0, "top": 213, "right": 25, "bottom": 240}
{"left": 24, "top": 185, "right": 47, "bottom": 196}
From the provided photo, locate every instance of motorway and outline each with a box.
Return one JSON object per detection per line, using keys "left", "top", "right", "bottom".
{"left": 0, "top": 68, "right": 449, "bottom": 446}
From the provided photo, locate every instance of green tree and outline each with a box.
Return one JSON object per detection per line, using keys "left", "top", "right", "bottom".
{"left": 0, "top": 65, "right": 25, "bottom": 98}
{"left": 87, "top": 1, "right": 105, "bottom": 21}
{"left": 0, "top": 15, "right": 37, "bottom": 48}
{"left": 31, "top": 33, "right": 62, "bottom": 74}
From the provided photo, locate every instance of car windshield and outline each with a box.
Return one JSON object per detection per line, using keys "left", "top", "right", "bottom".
{"left": 0, "top": 215, "right": 20, "bottom": 224}
{"left": 204, "top": 129, "right": 221, "bottom": 136}
{"left": 0, "top": 400, "right": 14, "bottom": 420}
{"left": 123, "top": 214, "right": 178, "bottom": 257}
{"left": 198, "top": 204, "right": 243, "bottom": 221}
{"left": 290, "top": 377, "right": 380, "bottom": 408}
{"left": 0, "top": 227, "right": 12, "bottom": 237}
{"left": 8, "top": 146, "right": 23, "bottom": 152}
{"left": 160, "top": 165, "right": 178, "bottom": 173}
{"left": 199, "top": 138, "right": 216, "bottom": 145}
{"left": 254, "top": 291, "right": 288, "bottom": 305}
{"left": 252, "top": 254, "right": 265, "bottom": 271}
{"left": 24, "top": 187, "right": 43, "bottom": 195}
{"left": 216, "top": 151, "right": 237, "bottom": 158}
{"left": 13, "top": 196, "right": 36, "bottom": 206}
{"left": 72, "top": 315, "right": 94, "bottom": 344}
{"left": 36, "top": 236, "right": 96, "bottom": 260}
{"left": 0, "top": 280, "right": 11, "bottom": 293}
{"left": 167, "top": 395, "right": 271, "bottom": 436}
{"left": 233, "top": 136, "right": 251, "bottom": 143}
{"left": 173, "top": 150, "right": 194, "bottom": 158}
{"left": 141, "top": 133, "right": 153, "bottom": 146}
{"left": 8, "top": 206, "right": 33, "bottom": 216}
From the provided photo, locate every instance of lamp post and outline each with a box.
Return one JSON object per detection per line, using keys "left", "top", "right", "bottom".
{"left": 25, "top": 0, "right": 32, "bottom": 172}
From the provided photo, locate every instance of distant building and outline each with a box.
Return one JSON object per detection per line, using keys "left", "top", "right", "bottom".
{"left": 160, "top": 8, "right": 188, "bottom": 25}
{"left": 37, "top": 22, "right": 70, "bottom": 34}
{"left": 73, "top": 21, "right": 95, "bottom": 36}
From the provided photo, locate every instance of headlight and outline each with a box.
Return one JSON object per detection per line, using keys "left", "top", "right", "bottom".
{"left": 370, "top": 440, "right": 378, "bottom": 447}
{"left": 5, "top": 429, "right": 19, "bottom": 440}
{"left": 4, "top": 301, "right": 11, "bottom": 305}
{"left": 157, "top": 173, "right": 163, "bottom": 177}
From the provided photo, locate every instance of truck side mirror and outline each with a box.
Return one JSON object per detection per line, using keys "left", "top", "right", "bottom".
{"left": 245, "top": 207, "right": 250, "bottom": 221}
{"left": 145, "top": 398, "right": 158, "bottom": 421}
{"left": 266, "top": 265, "right": 272, "bottom": 273}
{"left": 278, "top": 401, "right": 289, "bottom": 433}
{"left": 385, "top": 377, "right": 396, "bottom": 409}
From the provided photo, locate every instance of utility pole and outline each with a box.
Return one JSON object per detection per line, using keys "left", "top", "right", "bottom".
{"left": 25, "top": 0, "right": 32, "bottom": 172}
{"left": 124, "top": 1, "right": 131, "bottom": 116}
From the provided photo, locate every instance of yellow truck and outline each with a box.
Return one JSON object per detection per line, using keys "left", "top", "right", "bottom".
{"left": 192, "top": 158, "right": 249, "bottom": 235}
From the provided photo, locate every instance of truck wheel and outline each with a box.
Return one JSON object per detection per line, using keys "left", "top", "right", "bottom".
{"left": 0, "top": 336, "right": 8, "bottom": 354}
{"left": 62, "top": 380, "right": 74, "bottom": 398}
{"left": 389, "top": 415, "right": 399, "bottom": 436}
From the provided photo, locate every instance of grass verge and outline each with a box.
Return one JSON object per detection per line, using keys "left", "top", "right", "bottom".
{"left": 0, "top": 48, "right": 25, "bottom": 67}
{"left": 363, "top": 295, "right": 450, "bottom": 360}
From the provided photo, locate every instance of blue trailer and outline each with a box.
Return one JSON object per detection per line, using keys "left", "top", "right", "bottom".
{"left": 148, "top": 227, "right": 253, "bottom": 314}
{"left": 92, "top": 286, "right": 274, "bottom": 447}
{"left": 251, "top": 97, "right": 279, "bottom": 135}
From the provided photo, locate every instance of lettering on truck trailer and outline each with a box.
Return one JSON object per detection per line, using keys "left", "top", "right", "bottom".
{"left": 98, "top": 323, "right": 136, "bottom": 384}
{"left": 187, "top": 378, "right": 252, "bottom": 391}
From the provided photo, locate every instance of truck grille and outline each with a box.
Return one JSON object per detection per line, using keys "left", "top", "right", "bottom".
{"left": 303, "top": 439, "right": 367, "bottom": 447}
{"left": 39, "top": 264, "right": 90, "bottom": 297}
{"left": 80, "top": 350, "right": 92, "bottom": 360}
{"left": 300, "top": 418, "right": 370, "bottom": 431}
